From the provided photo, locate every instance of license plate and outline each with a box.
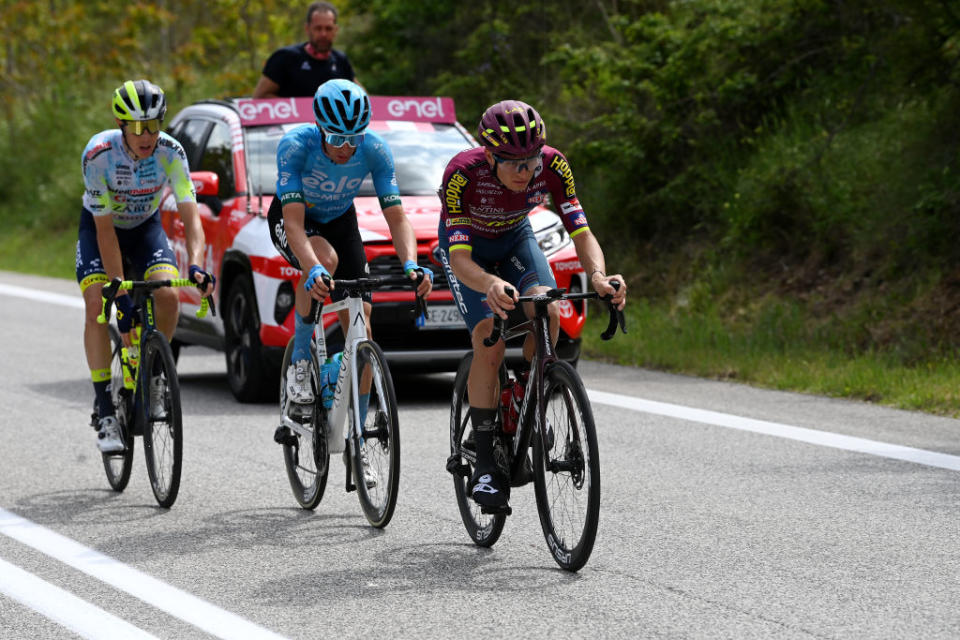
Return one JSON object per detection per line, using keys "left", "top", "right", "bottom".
{"left": 419, "top": 305, "right": 466, "bottom": 329}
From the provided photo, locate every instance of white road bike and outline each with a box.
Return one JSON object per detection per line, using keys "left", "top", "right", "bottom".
{"left": 275, "top": 273, "right": 427, "bottom": 528}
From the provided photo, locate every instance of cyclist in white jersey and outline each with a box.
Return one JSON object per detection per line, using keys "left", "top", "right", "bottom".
{"left": 75, "top": 80, "right": 214, "bottom": 453}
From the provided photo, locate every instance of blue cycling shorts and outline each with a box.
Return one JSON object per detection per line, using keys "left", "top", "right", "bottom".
{"left": 75, "top": 208, "right": 179, "bottom": 292}
{"left": 437, "top": 219, "right": 556, "bottom": 332}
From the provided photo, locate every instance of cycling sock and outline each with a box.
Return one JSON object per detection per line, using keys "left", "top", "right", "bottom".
{"left": 91, "top": 369, "right": 113, "bottom": 418}
{"left": 358, "top": 392, "right": 370, "bottom": 424}
{"left": 292, "top": 313, "right": 313, "bottom": 364}
{"left": 470, "top": 407, "right": 498, "bottom": 468}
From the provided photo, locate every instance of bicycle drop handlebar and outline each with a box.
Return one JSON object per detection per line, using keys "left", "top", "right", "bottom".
{"left": 482, "top": 281, "right": 626, "bottom": 347}
{"left": 97, "top": 276, "right": 216, "bottom": 326}
{"left": 304, "top": 271, "right": 430, "bottom": 323}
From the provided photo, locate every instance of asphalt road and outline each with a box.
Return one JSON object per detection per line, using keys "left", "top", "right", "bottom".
{"left": 1, "top": 271, "right": 959, "bottom": 639}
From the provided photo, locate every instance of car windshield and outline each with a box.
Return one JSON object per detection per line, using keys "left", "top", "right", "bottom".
{"left": 244, "top": 123, "right": 472, "bottom": 196}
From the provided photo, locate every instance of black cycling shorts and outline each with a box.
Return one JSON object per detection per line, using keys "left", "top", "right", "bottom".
{"left": 268, "top": 198, "right": 370, "bottom": 303}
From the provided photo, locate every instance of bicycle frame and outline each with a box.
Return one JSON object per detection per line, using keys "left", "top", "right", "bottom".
{"left": 279, "top": 274, "right": 427, "bottom": 455}
{"left": 99, "top": 278, "right": 213, "bottom": 429}
{"left": 486, "top": 286, "right": 626, "bottom": 479}
{"left": 310, "top": 294, "right": 367, "bottom": 454}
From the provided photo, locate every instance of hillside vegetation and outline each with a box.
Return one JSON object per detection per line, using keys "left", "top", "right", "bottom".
{"left": 2, "top": 0, "right": 959, "bottom": 412}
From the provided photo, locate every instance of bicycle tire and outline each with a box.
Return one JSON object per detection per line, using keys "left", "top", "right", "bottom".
{"left": 141, "top": 332, "right": 183, "bottom": 508}
{"left": 532, "top": 360, "right": 600, "bottom": 572}
{"left": 280, "top": 339, "right": 328, "bottom": 509}
{"left": 102, "top": 325, "right": 134, "bottom": 492}
{"left": 351, "top": 340, "right": 400, "bottom": 528}
{"left": 449, "top": 353, "right": 506, "bottom": 547}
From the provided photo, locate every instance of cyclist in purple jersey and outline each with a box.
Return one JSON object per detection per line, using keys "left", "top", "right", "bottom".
{"left": 438, "top": 100, "right": 627, "bottom": 510}
{"left": 76, "top": 80, "right": 215, "bottom": 453}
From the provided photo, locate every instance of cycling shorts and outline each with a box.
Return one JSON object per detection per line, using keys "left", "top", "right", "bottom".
{"left": 75, "top": 208, "right": 179, "bottom": 292}
{"left": 437, "top": 218, "right": 556, "bottom": 332}
{"left": 268, "top": 197, "right": 371, "bottom": 303}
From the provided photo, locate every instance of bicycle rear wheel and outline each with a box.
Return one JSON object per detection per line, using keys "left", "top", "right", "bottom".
{"left": 280, "top": 339, "right": 328, "bottom": 509}
{"left": 351, "top": 340, "right": 400, "bottom": 528}
{"left": 102, "top": 325, "right": 134, "bottom": 491}
{"left": 449, "top": 353, "right": 506, "bottom": 547}
{"left": 532, "top": 360, "right": 600, "bottom": 572}
{"left": 141, "top": 332, "right": 183, "bottom": 508}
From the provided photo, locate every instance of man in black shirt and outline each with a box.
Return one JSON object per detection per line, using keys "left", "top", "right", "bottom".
{"left": 253, "top": 2, "right": 356, "bottom": 98}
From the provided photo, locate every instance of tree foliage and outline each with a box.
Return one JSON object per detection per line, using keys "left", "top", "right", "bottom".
{"left": 1, "top": 0, "right": 959, "bottom": 287}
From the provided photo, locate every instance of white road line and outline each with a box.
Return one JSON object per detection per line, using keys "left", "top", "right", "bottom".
{"left": 0, "top": 283, "right": 84, "bottom": 309}
{"left": 0, "top": 556, "right": 159, "bottom": 640}
{"left": 0, "top": 509, "right": 288, "bottom": 640}
{"left": 588, "top": 390, "right": 960, "bottom": 472}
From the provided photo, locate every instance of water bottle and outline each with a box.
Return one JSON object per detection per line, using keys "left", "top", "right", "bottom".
{"left": 320, "top": 352, "right": 342, "bottom": 409}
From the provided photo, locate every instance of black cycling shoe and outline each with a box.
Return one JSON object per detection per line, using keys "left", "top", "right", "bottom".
{"left": 470, "top": 466, "right": 510, "bottom": 510}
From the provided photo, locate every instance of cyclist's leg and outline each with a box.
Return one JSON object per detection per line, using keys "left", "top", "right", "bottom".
{"left": 77, "top": 210, "right": 113, "bottom": 419}
{"left": 131, "top": 212, "right": 180, "bottom": 341}
{"left": 267, "top": 198, "right": 338, "bottom": 362}
{"left": 438, "top": 239, "right": 510, "bottom": 508}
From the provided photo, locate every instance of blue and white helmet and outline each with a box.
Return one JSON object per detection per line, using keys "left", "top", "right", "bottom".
{"left": 313, "top": 79, "right": 370, "bottom": 135}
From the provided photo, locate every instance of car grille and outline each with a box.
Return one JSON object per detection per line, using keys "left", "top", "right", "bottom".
{"left": 368, "top": 256, "right": 449, "bottom": 290}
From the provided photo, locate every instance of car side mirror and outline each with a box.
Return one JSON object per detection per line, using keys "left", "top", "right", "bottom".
{"left": 191, "top": 171, "right": 223, "bottom": 215}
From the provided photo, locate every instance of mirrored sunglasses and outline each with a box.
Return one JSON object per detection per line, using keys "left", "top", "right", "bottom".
{"left": 493, "top": 151, "right": 543, "bottom": 173}
{"left": 124, "top": 119, "right": 162, "bottom": 135}
{"left": 322, "top": 129, "right": 364, "bottom": 148}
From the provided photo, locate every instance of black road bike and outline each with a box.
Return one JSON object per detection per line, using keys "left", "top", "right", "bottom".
{"left": 447, "top": 284, "right": 625, "bottom": 571}
{"left": 97, "top": 277, "right": 214, "bottom": 507}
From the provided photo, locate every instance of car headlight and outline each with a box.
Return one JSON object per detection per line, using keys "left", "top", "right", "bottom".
{"left": 535, "top": 223, "right": 570, "bottom": 256}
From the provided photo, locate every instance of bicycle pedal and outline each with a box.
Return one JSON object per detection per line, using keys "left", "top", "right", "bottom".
{"left": 445, "top": 454, "right": 470, "bottom": 477}
{"left": 480, "top": 504, "right": 512, "bottom": 516}
{"left": 273, "top": 426, "right": 297, "bottom": 446}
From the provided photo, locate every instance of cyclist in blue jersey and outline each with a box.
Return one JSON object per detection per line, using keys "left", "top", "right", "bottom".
{"left": 76, "top": 80, "right": 215, "bottom": 453}
{"left": 268, "top": 79, "right": 433, "bottom": 412}
{"left": 438, "top": 100, "right": 627, "bottom": 510}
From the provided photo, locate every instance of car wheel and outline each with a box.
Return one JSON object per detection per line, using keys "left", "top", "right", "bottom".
{"left": 224, "top": 274, "right": 278, "bottom": 402}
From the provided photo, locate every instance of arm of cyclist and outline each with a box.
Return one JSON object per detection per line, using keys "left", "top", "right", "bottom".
{"left": 282, "top": 202, "right": 331, "bottom": 301}
{"left": 381, "top": 204, "right": 433, "bottom": 298}
{"left": 449, "top": 249, "right": 518, "bottom": 320}
{"left": 177, "top": 201, "right": 215, "bottom": 297}
{"left": 571, "top": 229, "right": 627, "bottom": 310}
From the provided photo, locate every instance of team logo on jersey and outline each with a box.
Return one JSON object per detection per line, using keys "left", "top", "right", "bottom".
{"left": 549, "top": 155, "right": 576, "bottom": 198}
{"left": 443, "top": 170, "right": 469, "bottom": 215}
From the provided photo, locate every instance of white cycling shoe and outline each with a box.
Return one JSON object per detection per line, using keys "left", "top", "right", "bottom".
{"left": 285, "top": 360, "right": 314, "bottom": 404}
{"left": 97, "top": 416, "right": 125, "bottom": 453}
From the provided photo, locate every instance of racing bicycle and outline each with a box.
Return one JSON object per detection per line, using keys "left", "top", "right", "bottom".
{"left": 446, "top": 284, "right": 625, "bottom": 571}
{"left": 274, "top": 272, "right": 427, "bottom": 528}
{"left": 97, "top": 277, "right": 214, "bottom": 507}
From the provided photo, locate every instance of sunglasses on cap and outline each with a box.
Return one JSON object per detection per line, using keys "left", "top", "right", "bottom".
{"left": 321, "top": 128, "right": 365, "bottom": 148}
{"left": 123, "top": 119, "right": 162, "bottom": 135}
{"left": 492, "top": 151, "right": 543, "bottom": 173}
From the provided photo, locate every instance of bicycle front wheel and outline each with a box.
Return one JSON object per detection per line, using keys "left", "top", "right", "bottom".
{"left": 280, "top": 339, "right": 328, "bottom": 509}
{"left": 449, "top": 353, "right": 506, "bottom": 547}
{"left": 351, "top": 340, "right": 400, "bottom": 528}
{"left": 533, "top": 360, "right": 600, "bottom": 572}
{"left": 141, "top": 332, "right": 183, "bottom": 508}
{"left": 102, "top": 325, "right": 134, "bottom": 491}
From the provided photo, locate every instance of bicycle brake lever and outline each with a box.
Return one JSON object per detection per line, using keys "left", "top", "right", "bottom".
{"left": 97, "top": 277, "right": 123, "bottom": 324}
{"left": 483, "top": 316, "right": 505, "bottom": 347}
{"left": 600, "top": 280, "right": 626, "bottom": 340}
